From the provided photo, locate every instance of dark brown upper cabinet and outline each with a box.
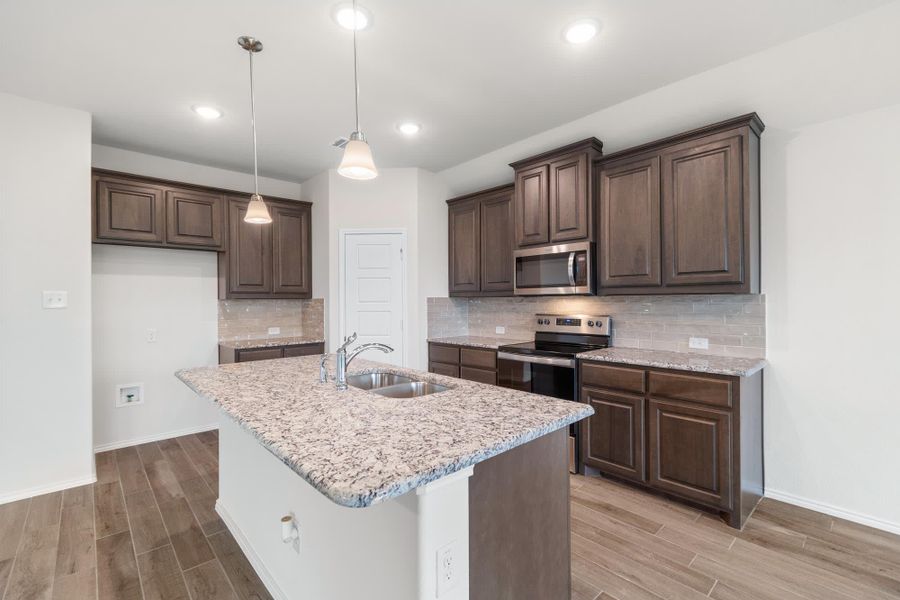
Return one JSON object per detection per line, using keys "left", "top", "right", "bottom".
{"left": 510, "top": 138, "right": 603, "bottom": 248}
{"left": 596, "top": 113, "right": 763, "bottom": 295}
{"left": 447, "top": 185, "right": 514, "bottom": 297}
{"left": 598, "top": 155, "right": 661, "bottom": 288}
{"left": 93, "top": 171, "right": 224, "bottom": 251}
{"left": 94, "top": 175, "right": 166, "bottom": 244}
{"left": 219, "top": 196, "right": 312, "bottom": 299}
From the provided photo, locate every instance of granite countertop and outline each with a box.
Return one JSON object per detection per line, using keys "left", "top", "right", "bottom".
{"left": 219, "top": 335, "right": 326, "bottom": 350}
{"left": 427, "top": 335, "right": 528, "bottom": 349}
{"left": 176, "top": 355, "right": 592, "bottom": 508}
{"left": 577, "top": 347, "right": 766, "bottom": 377}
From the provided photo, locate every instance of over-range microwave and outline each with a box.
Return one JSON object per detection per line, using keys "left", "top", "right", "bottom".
{"left": 513, "top": 241, "right": 595, "bottom": 296}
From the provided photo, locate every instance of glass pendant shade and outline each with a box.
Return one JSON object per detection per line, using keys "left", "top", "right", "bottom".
{"left": 244, "top": 194, "right": 272, "bottom": 224}
{"left": 338, "top": 138, "right": 378, "bottom": 180}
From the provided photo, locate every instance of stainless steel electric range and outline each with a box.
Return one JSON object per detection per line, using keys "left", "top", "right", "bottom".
{"left": 496, "top": 314, "right": 611, "bottom": 472}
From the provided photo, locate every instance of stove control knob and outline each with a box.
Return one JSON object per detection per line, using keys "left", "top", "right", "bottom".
{"left": 587, "top": 320, "right": 595, "bottom": 327}
{"left": 536, "top": 318, "right": 543, "bottom": 325}
{"left": 543, "top": 319, "right": 550, "bottom": 325}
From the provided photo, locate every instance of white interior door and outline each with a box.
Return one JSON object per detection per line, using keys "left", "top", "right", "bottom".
{"left": 343, "top": 232, "right": 405, "bottom": 366}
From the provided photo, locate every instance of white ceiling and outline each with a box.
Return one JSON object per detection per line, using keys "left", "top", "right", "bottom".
{"left": 0, "top": 0, "right": 889, "bottom": 182}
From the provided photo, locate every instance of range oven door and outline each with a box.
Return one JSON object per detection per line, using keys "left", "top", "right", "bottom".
{"left": 497, "top": 352, "right": 578, "bottom": 472}
{"left": 513, "top": 241, "right": 594, "bottom": 296}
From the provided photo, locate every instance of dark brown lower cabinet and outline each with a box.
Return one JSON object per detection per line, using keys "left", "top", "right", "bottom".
{"left": 428, "top": 342, "right": 498, "bottom": 384}
{"left": 579, "top": 360, "right": 762, "bottom": 529}
{"left": 219, "top": 342, "right": 324, "bottom": 364}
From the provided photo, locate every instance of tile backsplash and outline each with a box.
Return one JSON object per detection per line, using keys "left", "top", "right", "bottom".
{"left": 218, "top": 298, "right": 325, "bottom": 341}
{"left": 428, "top": 294, "right": 765, "bottom": 358}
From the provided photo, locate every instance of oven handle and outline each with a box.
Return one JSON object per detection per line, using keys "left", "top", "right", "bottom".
{"left": 567, "top": 252, "right": 577, "bottom": 286}
{"left": 498, "top": 352, "right": 575, "bottom": 368}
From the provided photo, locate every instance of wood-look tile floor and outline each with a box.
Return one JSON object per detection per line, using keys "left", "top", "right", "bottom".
{"left": 570, "top": 474, "right": 900, "bottom": 600}
{"left": 0, "top": 430, "right": 271, "bottom": 600}
{"left": 4, "top": 433, "right": 900, "bottom": 600}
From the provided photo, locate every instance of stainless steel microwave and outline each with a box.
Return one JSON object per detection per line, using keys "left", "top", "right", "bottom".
{"left": 513, "top": 241, "right": 595, "bottom": 296}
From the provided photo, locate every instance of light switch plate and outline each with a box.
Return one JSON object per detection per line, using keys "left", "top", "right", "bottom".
{"left": 42, "top": 291, "right": 68, "bottom": 309}
{"left": 146, "top": 328, "right": 158, "bottom": 343}
{"left": 689, "top": 337, "right": 710, "bottom": 350}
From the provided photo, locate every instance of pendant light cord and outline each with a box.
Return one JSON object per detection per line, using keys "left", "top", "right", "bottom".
{"left": 352, "top": 0, "right": 360, "bottom": 134}
{"left": 248, "top": 47, "right": 260, "bottom": 196}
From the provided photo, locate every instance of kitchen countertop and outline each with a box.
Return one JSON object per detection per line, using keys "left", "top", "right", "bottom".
{"left": 219, "top": 335, "right": 325, "bottom": 350}
{"left": 427, "top": 335, "right": 528, "bottom": 349}
{"left": 577, "top": 347, "right": 766, "bottom": 377}
{"left": 176, "top": 355, "right": 592, "bottom": 508}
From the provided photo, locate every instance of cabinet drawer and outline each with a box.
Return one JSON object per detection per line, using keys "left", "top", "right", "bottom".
{"left": 236, "top": 347, "right": 284, "bottom": 362}
{"left": 581, "top": 363, "right": 645, "bottom": 394}
{"left": 460, "top": 366, "right": 497, "bottom": 385}
{"left": 649, "top": 371, "right": 732, "bottom": 408}
{"left": 284, "top": 343, "right": 324, "bottom": 358}
{"left": 429, "top": 362, "right": 459, "bottom": 378}
{"left": 460, "top": 348, "right": 496, "bottom": 370}
{"left": 429, "top": 344, "right": 460, "bottom": 365}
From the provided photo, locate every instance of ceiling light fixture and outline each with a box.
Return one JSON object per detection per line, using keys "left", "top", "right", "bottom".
{"left": 333, "top": 3, "right": 371, "bottom": 31}
{"left": 337, "top": 0, "right": 378, "bottom": 180}
{"left": 563, "top": 19, "right": 600, "bottom": 44}
{"left": 237, "top": 36, "right": 272, "bottom": 224}
{"left": 192, "top": 105, "right": 223, "bottom": 120}
{"left": 397, "top": 122, "right": 421, "bottom": 136}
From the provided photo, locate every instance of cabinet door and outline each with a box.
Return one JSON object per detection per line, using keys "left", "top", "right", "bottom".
{"left": 549, "top": 153, "right": 590, "bottom": 242}
{"left": 448, "top": 199, "right": 481, "bottom": 293}
{"left": 514, "top": 164, "right": 550, "bottom": 246}
{"left": 648, "top": 398, "right": 732, "bottom": 509}
{"left": 599, "top": 156, "right": 661, "bottom": 288}
{"left": 227, "top": 197, "right": 273, "bottom": 294}
{"left": 661, "top": 133, "right": 744, "bottom": 286}
{"left": 429, "top": 362, "right": 460, "bottom": 378}
{"left": 480, "top": 190, "right": 514, "bottom": 292}
{"left": 165, "top": 188, "right": 224, "bottom": 249}
{"left": 581, "top": 387, "right": 645, "bottom": 482}
{"left": 95, "top": 176, "right": 165, "bottom": 243}
{"left": 272, "top": 202, "right": 312, "bottom": 297}
{"left": 283, "top": 343, "right": 324, "bottom": 357}
{"left": 460, "top": 366, "right": 497, "bottom": 385}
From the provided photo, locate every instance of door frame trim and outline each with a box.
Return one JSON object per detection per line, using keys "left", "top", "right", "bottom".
{"left": 338, "top": 228, "right": 409, "bottom": 367}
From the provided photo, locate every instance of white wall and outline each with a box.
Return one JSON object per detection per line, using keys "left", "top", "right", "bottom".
{"left": 92, "top": 245, "right": 219, "bottom": 450}
{"left": 435, "top": 3, "right": 900, "bottom": 531}
{"left": 91, "top": 146, "right": 306, "bottom": 450}
{"left": 415, "top": 171, "right": 450, "bottom": 369}
{"left": 0, "top": 93, "right": 94, "bottom": 501}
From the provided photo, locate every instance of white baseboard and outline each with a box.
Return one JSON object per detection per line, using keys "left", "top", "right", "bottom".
{"left": 93, "top": 423, "right": 219, "bottom": 453}
{"left": 215, "top": 499, "right": 287, "bottom": 600}
{"left": 766, "top": 488, "right": 900, "bottom": 536}
{"left": 0, "top": 474, "right": 97, "bottom": 505}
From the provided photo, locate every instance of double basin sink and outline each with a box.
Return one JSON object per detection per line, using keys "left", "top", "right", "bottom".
{"left": 346, "top": 372, "right": 450, "bottom": 398}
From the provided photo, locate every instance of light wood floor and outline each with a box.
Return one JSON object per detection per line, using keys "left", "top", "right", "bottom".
{"left": 3, "top": 433, "right": 900, "bottom": 600}
{"left": 0, "top": 430, "right": 271, "bottom": 600}
{"left": 570, "top": 474, "right": 900, "bottom": 600}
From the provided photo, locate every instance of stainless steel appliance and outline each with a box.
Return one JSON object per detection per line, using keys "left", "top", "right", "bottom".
{"left": 497, "top": 314, "right": 611, "bottom": 472}
{"left": 513, "top": 241, "right": 594, "bottom": 296}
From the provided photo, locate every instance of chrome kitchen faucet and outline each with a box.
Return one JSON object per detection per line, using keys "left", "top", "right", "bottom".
{"left": 320, "top": 332, "right": 394, "bottom": 390}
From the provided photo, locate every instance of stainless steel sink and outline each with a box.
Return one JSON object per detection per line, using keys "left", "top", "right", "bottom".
{"left": 346, "top": 372, "right": 414, "bottom": 391}
{"left": 373, "top": 382, "right": 450, "bottom": 398}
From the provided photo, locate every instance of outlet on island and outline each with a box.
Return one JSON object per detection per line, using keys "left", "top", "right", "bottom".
{"left": 436, "top": 540, "right": 460, "bottom": 597}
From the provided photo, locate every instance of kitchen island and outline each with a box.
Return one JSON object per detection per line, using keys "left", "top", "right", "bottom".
{"left": 176, "top": 354, "right": 592, "bottom": 600}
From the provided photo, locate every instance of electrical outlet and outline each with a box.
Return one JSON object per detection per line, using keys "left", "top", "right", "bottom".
{"left": 42, "top": 291, "right": 68, "bottom": 309}
{"left": 495, "top": 326, "right": 506, "bottom": 335}
{"left": 436, "top": 540, "right": 460, "bottom": 597}
{"left": 146, "top": 328, "right": 158, "bottom": 343}
{"left": 268, "top": 326, "right": 281, "bottom": 335}
{"left": 689, "top": 337, "right": 709, "bottom": 350}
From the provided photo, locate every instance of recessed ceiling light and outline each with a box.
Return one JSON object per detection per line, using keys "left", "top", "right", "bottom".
{"left": 397, "top": 122, "right": 421, "bottom": 136}
{"left": 191, "top": 105, "right": 223, "bottom": 119}
{"left": 333, "top": 4, "right": 372, "bottom": 31}
{"left": 563, "top": 19, "right": 600, "bottom": 44}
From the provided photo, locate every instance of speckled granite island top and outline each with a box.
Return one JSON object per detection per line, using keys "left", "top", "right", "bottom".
{"left": 219, "top": 335, "right": 325, "bottom": 350}
{"left": 176, "top": 355, "right": 592, "bottom": 508}
{"left": 577, "top": 347, "right": 766, "bottom": 377}
{"left": 427, "top": 335, "right": 528, "bottom": 349}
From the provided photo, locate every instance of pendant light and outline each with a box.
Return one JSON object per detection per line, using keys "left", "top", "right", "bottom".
{"left": 238, "top": 36, "right": 272, "bottom": 224}
{"left": 337, "top": 0, "right": 378, "bottom": 180}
